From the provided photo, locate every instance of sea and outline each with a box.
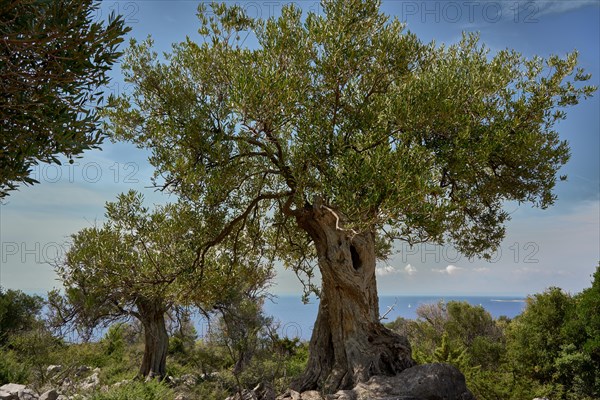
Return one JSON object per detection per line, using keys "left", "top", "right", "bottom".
{"left": 194, "top": 295, "right": 527, "bottom": 341}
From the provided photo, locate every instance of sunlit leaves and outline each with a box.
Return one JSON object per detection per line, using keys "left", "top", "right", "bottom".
{"left": 1, "top": 0, "right": 130, "bottom": 197}
{"left": 106, "top": 0, "right": 595, "bottom": 277}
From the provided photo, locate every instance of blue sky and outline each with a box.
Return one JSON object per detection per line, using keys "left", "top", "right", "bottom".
{"left": 1, "top": 0, "right": 598, "bottom": 296}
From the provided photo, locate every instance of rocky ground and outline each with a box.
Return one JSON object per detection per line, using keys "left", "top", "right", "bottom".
{"left": 4, "top": 362, "right": 552, "bottom": 400}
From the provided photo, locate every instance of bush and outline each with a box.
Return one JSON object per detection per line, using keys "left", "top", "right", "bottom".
{"left": 507, "top": 287, "right": 575, "bottom": 383}
{"left": 88, "top": 380, "right": 174, "bottom": 400}
{"left": 102, "top": 324, "right": 127, "bottom": 360}
{"left": 0, "top": 288, "right": 43, "bottom": 345}
{"left": 7, "top": 327, "right": 64, "bottom": 387}
{"left": 0, "top": 349, "right": 29, "bottom": 384}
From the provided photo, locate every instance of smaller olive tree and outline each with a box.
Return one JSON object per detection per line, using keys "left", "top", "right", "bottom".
{"left": 50, "top": 190, "right": 275, "bottom": 379}
{"left": 49, "top": 191, "right": 202, "bottom": 378}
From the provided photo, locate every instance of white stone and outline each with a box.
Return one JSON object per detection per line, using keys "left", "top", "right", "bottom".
{"left": 39, "top": 389, "right": 59, "bottom": 400}
{"left": 300, "top": 391, "right": 323, "bottom": 400}
{"left": 0, "top": 389, "right": 16, "bottom": 400}
{"left": 17, "top": 388, "right": 38, "bottom": 400}
{"left": 78, "top": 372, "right": 100, "bottom": 391}
{"left": 0, "top": 385, "right": 25, "bottom": 395}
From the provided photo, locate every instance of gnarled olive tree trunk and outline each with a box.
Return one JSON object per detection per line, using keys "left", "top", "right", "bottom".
{"left": 136, "top": 298, "right": 169, "bottom": 379}
{"left": 292, "top": 203, "right": 415, "bottom": 393}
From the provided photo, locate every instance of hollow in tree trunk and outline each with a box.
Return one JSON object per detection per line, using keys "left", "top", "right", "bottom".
{"left": 291, "top": 203, "right": 415, "bottom": 393}
{"left": 136, "top": 298, "right": 169, "bottom": 379}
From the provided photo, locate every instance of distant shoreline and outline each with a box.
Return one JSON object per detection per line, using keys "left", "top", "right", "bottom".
{"left": 490, "top": 299, "right": 526, "bottom": 303}
{"left": 264, "top": 295, "right": 529, "bottom": 340}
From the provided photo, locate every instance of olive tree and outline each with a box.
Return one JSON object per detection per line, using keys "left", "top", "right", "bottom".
{"left": 0, "top": 0, "right": 130, "bottom": 197}
{"left": 50, "top": 191, "right": 195, "bottom": 377}
{"left": 106, "top": 0, "right": 595, "bottom": 391}
{"left": 51, "top": 191, "right": 271, "bottom": 378}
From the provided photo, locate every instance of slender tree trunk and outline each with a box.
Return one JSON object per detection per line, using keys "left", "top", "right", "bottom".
{"left": 291, "top": 203, "right": 415, "bottom": 393}
{"left": 136, "top": 299, "right": 169, "bottom": 379}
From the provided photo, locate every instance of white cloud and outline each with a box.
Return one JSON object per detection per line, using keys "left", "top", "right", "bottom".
{"left": 376, "top": 265, "right": 399, "bottom": 276}
{"left": 531, "top": 0, "right": 598, "bottom": 16}
{"left": 376, "top": 263, "right": 418, "bottom": 277}
{"left": 474, "top": 267, "right": 491, "bottom": 273}
{"left": 434, "top": 265, "right": 463, "bottom": 275}
{"left": 446, "top": 265, "right": 462, "bottom": 274}
{"left": 478, "top": 0, "right": 598, "bottom": 18}
{"left": 377, "top": 263, "right": 418, "bottom": 276}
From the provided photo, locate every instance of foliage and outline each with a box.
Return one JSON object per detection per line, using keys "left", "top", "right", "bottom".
{"left": 445, "top": 301, "right": 502, "bottom": 346}
{"left": 0, "top": 349, "right": 29, "bottom": 385}
{"left": 106, "top": 0, "right": 595, "bottom": 289}
{"left": 507, "top": 287, "right": 574, "bottom": 383}
{"left": 0, "top": 288, "right": 44, "bottom": 344}
{"left": 6, "top": 327, "right": 64, "bottom": 386}
{"left": 48, "top": 191, "right": 207, "bottom": 377}
{"left": 0, "top": 290, "right": 305, "bottom": 393}
{"left": 507, "top": 268, "right": 600, "bottom": 399}
{"left": 50, "top": 188, "right": 275, "bottom": 379}
{"left": 0, "top": 289, "right": 55, "bottom": 386}
{"left": 105, "top": 0, "right": 594, "bottom": 387}
{"left": 5, "top": 271, "right": 596, "bottom": 398}
{"left": 167, "top": 309, "right": 200, "bottom": 368}
{"left": 387, "top": 268, "right": 600, "bottom": 400}
{"left": 88, "top": 380, "right": 175, "bottom": 400}
{"left": 61, "top": 341, "right": 120, "bottom": 371}
{"left": 213, "top": 297, "right": 269, "bottom": 383}
{"left": 233, "top": 336, "right": 309, "bottom": 394}
{"left": 0, "top": 0, "right": 130, "bottom": 198}
{"left": 49, "top": 191, "right": 200, "bottom": 334}
{"left": 102, "top": 324, "right": 127, "bottom": 361}
{"left": 389, "top": 300, "right": 523, "bottom": 399}
{"left": 568, "top": 265, "right": 600, "bottom": 393}
{"left": 392, "top": 300, "right": 503, "bottom": 367}
{"left": 206, "top": 279, "right": 308, "bottom": 394}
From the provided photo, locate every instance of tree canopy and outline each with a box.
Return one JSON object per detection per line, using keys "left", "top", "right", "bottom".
{"left": 108, "top": 0, "right": 594, "bottom": 264}
{"left": 0, "top": 0, "right": 130, "bottom": 198}
{"left": 50, "top": 191, "right": 197, "bottom": 332}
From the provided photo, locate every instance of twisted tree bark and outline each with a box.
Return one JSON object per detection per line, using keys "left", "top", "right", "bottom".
{"left": 292, "top": 203, "right": 415, "bottom": 393}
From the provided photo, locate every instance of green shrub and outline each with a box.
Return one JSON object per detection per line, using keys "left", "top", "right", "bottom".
{"left": 7, "top": 327, "right": 64, "bottom": 386}
{"left": 0, "top": 288, "right": 43, "bottom": 345}
{"left": 56, "top": 341, "right": 110, "bottom": 370}
{"left": 189, "top": 380, "right": 230, "bottom": 400}
{"left": 102, "top": 324, "right": 126, "bottom": 359}
{"left": 88, "top": 380, "right": 174, "bottom": 400}
{"left": 0, "top": 349, "right": 29, "bottom": 384}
